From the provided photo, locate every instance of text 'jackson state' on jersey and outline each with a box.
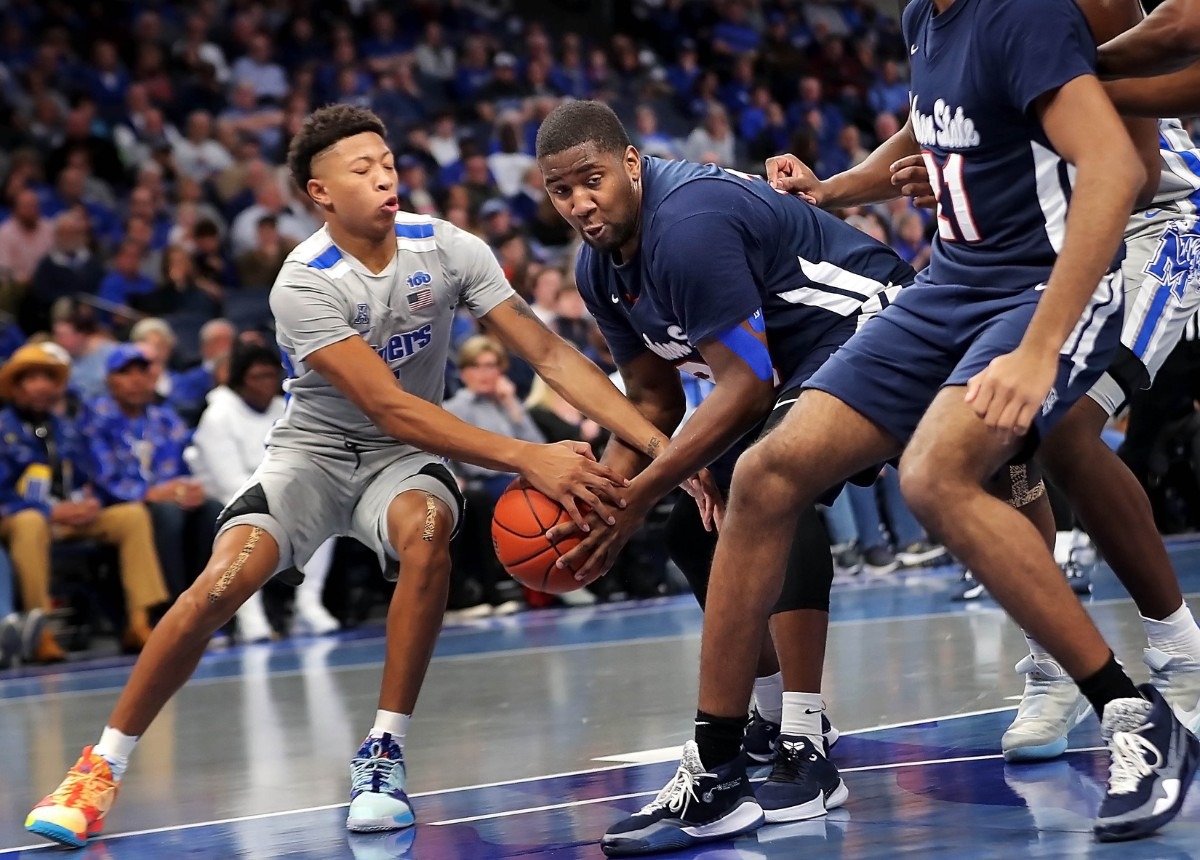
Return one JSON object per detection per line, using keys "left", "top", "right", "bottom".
{"left": 575, "top": 156, "right": 915, "bottom": 389}
{"left": 904, "top": 0, "right": 1119, "bottom": 290}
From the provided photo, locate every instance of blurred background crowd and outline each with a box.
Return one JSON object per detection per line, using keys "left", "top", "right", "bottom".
{"left": 0, "top": 0, "right": 1197, "bottom": 667}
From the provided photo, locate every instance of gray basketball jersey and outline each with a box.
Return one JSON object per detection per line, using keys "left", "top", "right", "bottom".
{"left": 268, "top": 213, "right": 514, "bottom": 453}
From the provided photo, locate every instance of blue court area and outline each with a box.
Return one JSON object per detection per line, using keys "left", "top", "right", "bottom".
{"left": 4, "top": 539, "right": 1200, "bottom": 859}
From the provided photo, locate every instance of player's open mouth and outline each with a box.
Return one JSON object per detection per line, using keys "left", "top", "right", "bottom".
{"left": 582, "top": 223, "right": 605, "bottom": 239}
{"left": 381, "top": 197, "right": 399, "bottom": 214}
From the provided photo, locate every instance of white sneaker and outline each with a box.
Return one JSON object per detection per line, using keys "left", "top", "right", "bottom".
{"left": 236, "top": 591, "right": 274, "bottom": 643}
{"left": 1144, "top": 647, "right": 1200, "bottom": 733}
{"left": 292, "top": 590, "right": 340, "bottom": 636}
{"left": 1001, "top": 654, "right": 1092, "bottom": 762}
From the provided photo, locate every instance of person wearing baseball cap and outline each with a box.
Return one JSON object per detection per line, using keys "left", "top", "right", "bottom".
{"left": 0, "top": 343, "right": 170, "bottom": 662}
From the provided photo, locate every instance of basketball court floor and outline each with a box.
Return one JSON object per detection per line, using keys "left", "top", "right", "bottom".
{"left": 4, "top": 540, "right": 1200, "bottom": 859}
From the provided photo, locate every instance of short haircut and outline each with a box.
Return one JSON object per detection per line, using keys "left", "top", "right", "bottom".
{"left": 456, "top": 334, "right": 508, "bottom": 371}
{"left": 535, "top": 100, "right": 632, "bottom": 160}
{"left": 286, "top": 104, "right": 388, "bottom": 192}
{"left": 228, "top": 343, "right": 280, "bottom": 391}
{"left": 130, "top": 317, "right": 176, "bottom": 345}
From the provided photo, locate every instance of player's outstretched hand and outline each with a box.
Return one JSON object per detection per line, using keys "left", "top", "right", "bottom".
{"left": 964, "top": 348, "right": 1058, "bottom": 441}
{"left": 550, "top": 504, "right": 644, "bottom": 582}
{"left": 683, "top": 468, "right": 725, "bottom": 532}
{"left": 889, "top": 155, "right": 937, "bottom": 209}
{"left": 518, "top": 440, "right": 629, "bottom": 531}
{"left": 765, "top": 153, "right": 824, "bottom": 205}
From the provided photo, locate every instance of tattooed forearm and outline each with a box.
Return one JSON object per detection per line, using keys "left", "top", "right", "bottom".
{"left": 505, "top": 295, "right": 546, "bottom": 325}
{"left": 646, "top": 436, "right": 664, "bottom": 458}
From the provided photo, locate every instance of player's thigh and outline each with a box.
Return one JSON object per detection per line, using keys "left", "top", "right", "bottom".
{"left": 353, "top": 455, "right": 463, "bottom": 577}
{"left": 189, "top": 524, "right": 283, "bottom": 611}
{"left": 736, "top": 387, "right": 901, "bottom": 503}
{"left": 215, "top": 447, "right": 350, "bottom": 575}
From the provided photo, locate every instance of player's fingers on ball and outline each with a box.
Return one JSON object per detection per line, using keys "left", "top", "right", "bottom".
{"left": 585, "top": 460, "right": 630, "bottom": 487}
{"left": 560, "top": 497, "right": 592, "bottom": 532}
{"left": 546, "top": 521, "right": 578, "bottom": 543}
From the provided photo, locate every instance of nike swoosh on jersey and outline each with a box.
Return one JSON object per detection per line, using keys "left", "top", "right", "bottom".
{"left": 611, "top": 294, "right": 621, "bottom": 303}
{"left": 910, "top": 44, "right": 919, "bottom": 54}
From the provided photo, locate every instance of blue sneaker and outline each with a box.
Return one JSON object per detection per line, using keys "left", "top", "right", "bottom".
{"left": 347, "top": 733, "right": 415, "bottom": 833}
{"left": 600, "top": 741, "right": 763, "bottom": 856}
{"left": 757, "top": 735, "right": 848, "bottom": 823}
{"left": 745, "top": 710, "right": 840, "bottom": 763}
{"left": 1094, "top": 684, "right": 1200, "bottom": 842}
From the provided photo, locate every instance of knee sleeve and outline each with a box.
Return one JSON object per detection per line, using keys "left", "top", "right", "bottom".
{"left": 773, "top": 504, "right": 835, "bottom": 614}
{"left": 664, "top": 499, "right": 718, "bottom": 609}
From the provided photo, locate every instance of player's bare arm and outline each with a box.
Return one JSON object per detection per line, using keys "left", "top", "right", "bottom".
{"left": 1105, "top": 60, "right": 1200, "bottom": 116}
{"left": 1098, "top": 0, "right": 1200, "bottom": 77}
{"left": 966, "top": 74, "right": 1144, "bottom": 437}
{"left": 598, "top": 350, "right": 688, "bottom": 480}
{"left": 552, "top": 320, "right": 777, "bottom": 578}
{"left": 765, "top": 117, "right": 921, "bottom": 208}
{"left": 481, "top": 294, "right": 671, "bottom": 463}
{"left": 305, "top": 332, "right": 628, "bottom": 529}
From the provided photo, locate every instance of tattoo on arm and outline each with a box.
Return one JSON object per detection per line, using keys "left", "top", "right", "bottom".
{"left": 646, "top": 436, "right": 663, "bottom": 458}
{"left": 504, "top": 295, "right": 546, "bottom": 325}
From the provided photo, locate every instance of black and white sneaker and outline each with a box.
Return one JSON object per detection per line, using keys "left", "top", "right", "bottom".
{"left": 951, "top": 571, "right": 985, "bottom": 601}
{"left": 601, "top": 741, "right": 763, "bottom": 856}
{"left": 1094, "top": 684, "right": 1200, "bottom": 842}
{"left": 896, "top": 540, "right": 949, "bottom": 568}
{"left": 756, "top": 735, "right": 849, "bottom": 823}
{"left": 744, "top": 711, "right": 841, "bottom": 763}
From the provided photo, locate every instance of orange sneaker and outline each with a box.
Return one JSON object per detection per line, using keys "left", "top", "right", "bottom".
{"left": 25, "top": 747, "right": 120, "bottom": 847}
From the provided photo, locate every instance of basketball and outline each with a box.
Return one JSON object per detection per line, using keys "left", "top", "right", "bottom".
{"left": 491, "top": 481, "right": 595, "bottom": 594}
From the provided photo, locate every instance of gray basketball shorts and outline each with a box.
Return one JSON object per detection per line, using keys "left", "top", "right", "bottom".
{"left": 214, "top": 442, "right": 464, "bottom": 580}
{"left": 1090, "top": 206, "right": 1200, "bottom": 416}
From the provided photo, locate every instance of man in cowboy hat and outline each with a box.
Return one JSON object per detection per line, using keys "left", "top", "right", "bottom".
{"left": 0, "top": 342, "right": 170, "bottom": 661}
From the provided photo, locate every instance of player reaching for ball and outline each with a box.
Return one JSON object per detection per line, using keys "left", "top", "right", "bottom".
{"left": 534, "top": 100, "right": 917, "bottom": 833}
{"left": 24, "top": 105, "right": 674, "bottom": 849}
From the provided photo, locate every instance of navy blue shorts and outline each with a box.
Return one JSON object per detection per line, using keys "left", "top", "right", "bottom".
{"left": 709, "top": 316, "right": 860, "bottom": 489}
{"left": 803, "top": 275, "right": 1124, "bottom": 449}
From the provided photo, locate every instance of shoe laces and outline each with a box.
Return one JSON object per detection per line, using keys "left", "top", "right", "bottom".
{"left": 770, "top": 739, "right": 819, "bottom": 783}
{"left": 1107, "top": 725, "right": 1163, "bottom": 796}
{"left": 351, "top": 745, "right": 404, "bottom": 794}
{"left": 51, "top": 760, "right": 115, "bottom": 808}
{"left": 641, "top": 758, "right": 712, "bottom": 815}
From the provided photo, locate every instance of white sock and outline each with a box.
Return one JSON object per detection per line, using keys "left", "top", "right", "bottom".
{"left": 94, "top": 726, "right": 139, "bottom": 781}
{"left": 1143, "top": 602, "right": 1200, "bottom": 662}
{"left": 781, "top": 692, "right": 824, "bottom": 748}
{"left": 753, "top": 672, "right": 783, "bottom": 724}
{"left": 1023, "top": 632, "right": 1060, "bottom": 671}
{"left": 369, "top": 710, "right": 410, "bottom": 743}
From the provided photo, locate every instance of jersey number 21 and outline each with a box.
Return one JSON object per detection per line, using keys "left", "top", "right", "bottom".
{"left": 922, "top": 151, "right": 981, "bottom": 244}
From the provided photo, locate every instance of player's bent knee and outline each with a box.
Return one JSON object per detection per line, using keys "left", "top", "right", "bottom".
{"left": 732, "top": 441, "right": 801, "bottom": 511}
{"left": 897, "top": 449, "right": 946, "bottom": 522}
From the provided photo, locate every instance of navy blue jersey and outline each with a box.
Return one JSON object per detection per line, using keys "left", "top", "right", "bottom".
{"left": 904, "top": 0, "right": 1103, "bottom": 290}
{"left": 575, "top": 157, "right": 915, "bottom": 388}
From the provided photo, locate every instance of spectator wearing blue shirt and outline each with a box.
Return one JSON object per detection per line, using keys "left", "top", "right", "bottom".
{"left": 867, "top": 60, "right": 911, "bottom": 119}
{"left": 86, "top": 345, "right": 223, "bottom": 597}
{"left": 0, "top": 318, "right": 23, "bottom": 362}
{"left": 0, "top": 343, "right": 168, "bottom": 662}
{"left": 97, "top": 240, "right": 156, "bottom": 314}
{"left": 713, "top": 5, "right": 762, "bottom": 56}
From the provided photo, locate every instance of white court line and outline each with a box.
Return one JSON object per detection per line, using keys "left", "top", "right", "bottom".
{"left": 0, "top": 704, "right": 1040, "bottom": 854}
{"left": 591, "top": 705, "right": 1024, "bottom": 764}
{"left": 428, "top": 746, "right": 1108, "bottom": 827}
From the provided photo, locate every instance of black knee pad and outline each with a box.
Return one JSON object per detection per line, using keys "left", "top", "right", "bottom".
{"left": 664, "top": 498, "right": 718, "bottom": 609}
{"left": 665, "top": 498, "right": 834, "bottom": 614}
{"left": 773, "top": 505, "right": 834, "bottom": 614}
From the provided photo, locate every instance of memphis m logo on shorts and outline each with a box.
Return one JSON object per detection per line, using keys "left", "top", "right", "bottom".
{"left": 1145, "top": 222, "right": 1200, "bottom": 302}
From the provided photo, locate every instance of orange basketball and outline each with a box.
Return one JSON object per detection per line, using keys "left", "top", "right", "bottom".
{"left": 490, "top": 481, "right": 597, "bottom": 594}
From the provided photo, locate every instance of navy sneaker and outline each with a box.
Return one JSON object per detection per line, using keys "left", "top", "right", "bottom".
{"left": 745, "top": 711, "right": 841, "bottom": 763}
{"left": 1094, "top": 684, "right": 1200, "bottom": 842}
{"left": 757, "top": 735, "right": 849, "bottom": 823}
{"left": 951, "top": 571, "right": 985, "bottom": 601}
{"left": 601, "top": 741, "right": 764, "bottom": 856}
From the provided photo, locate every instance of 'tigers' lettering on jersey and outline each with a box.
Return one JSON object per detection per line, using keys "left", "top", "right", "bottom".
{"left": 370, "top": 324, "right": 434, "bottom": 376}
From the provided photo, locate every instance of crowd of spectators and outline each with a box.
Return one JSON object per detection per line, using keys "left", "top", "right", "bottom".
{"left": 0, "top": 0, "right": 1196, "bottom": 665}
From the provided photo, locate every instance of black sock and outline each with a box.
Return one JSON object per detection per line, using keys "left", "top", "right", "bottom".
{"left": 694, "top": 710, "right": 745, "bottom": 770}
{"left": 1077, "top": 653, "right": 1140, "bottom": 719}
